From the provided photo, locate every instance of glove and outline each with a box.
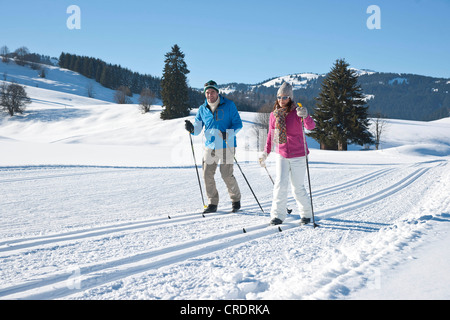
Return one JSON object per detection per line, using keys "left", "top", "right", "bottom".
{"left": 185, "top": 120, "right": 194, "bottom": 133}
{"left": 258, "top": 151, "right": 268, "bottom": 167}
{"left": 296, "top": 105, "right": 308, "bottom": 118}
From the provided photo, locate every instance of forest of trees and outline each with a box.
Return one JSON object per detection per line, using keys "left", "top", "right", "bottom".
{"left": 357, "top": 73, "right": 450, "bottom": 121}
{"left": 58, "top": 52, "right": 161, "bottom": 98}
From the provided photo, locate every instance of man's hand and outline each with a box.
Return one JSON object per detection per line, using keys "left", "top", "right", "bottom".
{"left": 185, "top": 120, "right": 194, "bottom": 133}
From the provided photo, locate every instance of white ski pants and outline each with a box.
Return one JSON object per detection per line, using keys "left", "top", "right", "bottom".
{"left": 271, "top": 153, "right": 312, "bottom": 221}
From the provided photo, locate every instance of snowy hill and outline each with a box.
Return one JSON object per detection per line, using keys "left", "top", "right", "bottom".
{"left": 259, "top": 73, "right": 321, "bottom": 90}
{"left": 0, "top": 60, "right": 450, "bottom": 301}
{"left": 0, "top": 59, "right": 139, "bottom": 104}
{"left": 259, "top": 69, "right": 375, "bottom": 89}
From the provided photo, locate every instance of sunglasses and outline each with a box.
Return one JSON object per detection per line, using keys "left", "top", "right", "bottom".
{"left": 277, "top": 96, "right": 290, "bottom": 100}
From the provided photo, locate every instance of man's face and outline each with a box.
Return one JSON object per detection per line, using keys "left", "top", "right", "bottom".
{"left": 205, "top": 88, "right": 219, "bottom": 104}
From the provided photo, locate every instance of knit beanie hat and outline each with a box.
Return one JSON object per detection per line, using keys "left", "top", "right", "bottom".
{"left": 277, "top": 82, "right": 293, "bottom": 100}
{"left": 204, "top": 80, "right": 219, "bottom": 93}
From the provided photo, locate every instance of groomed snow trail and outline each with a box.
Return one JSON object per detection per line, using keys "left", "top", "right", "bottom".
{"left": 0, "top": 158, "right": 448, "bottom": 299}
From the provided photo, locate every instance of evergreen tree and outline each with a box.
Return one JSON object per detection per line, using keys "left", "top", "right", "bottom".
{"left": 311, "top": 59, "right": 373, "bottom": 150}
{"left": 160, "top": 44, "right": 190, "bottom": 120}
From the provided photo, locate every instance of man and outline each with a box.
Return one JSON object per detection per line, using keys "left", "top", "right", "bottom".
{"left": 185, "top": 80, "right": 243, "bottom": 213}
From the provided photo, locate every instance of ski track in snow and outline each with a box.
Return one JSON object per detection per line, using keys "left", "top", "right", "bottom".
{"left": 0, "top": 159, "right": 449, "bottom": 300}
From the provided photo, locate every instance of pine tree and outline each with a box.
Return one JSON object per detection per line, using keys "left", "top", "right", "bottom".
{"left": 311, "top": 59, "right": 373, "bottom": 150}
{"left": 160, "top": 44, "right": 190, "bottom": 120}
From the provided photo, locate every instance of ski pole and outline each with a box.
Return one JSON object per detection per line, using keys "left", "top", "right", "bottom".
{"left": 225, "top": 139, "right": 265, "bottom": 214}
{"left": 298, "top": 103, "right": 318, "bottom": 228}
{"left": 263, "top": 165, "right": 292, "bottom": 215}
{"left": 187, "top": 125, "right": 207, "bottom": 210}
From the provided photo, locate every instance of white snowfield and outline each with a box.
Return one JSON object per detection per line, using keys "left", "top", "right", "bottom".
{"left": 0, "top": 60, "right": 449, "bottom": 300}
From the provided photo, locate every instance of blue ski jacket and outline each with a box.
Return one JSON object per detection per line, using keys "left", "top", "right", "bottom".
{"left": 192, "top": 95, "right": 243, "bottom": 150}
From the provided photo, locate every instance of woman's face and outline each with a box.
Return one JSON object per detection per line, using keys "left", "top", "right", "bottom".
{"left": 277, "top": 95, "right": 290, "bottom": 108}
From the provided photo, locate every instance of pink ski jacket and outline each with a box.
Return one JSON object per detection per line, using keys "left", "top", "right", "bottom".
{"left": 265, "top": 108, "right": 316, "bottom": 158}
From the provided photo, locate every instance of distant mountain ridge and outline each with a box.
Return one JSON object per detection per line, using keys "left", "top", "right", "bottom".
{"left": 217, "top": 69, "right": 450, "bottom": 121}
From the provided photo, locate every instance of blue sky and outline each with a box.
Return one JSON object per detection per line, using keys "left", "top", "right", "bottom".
{"left": 1, "top": 0, "right": 449, "bottom": 88}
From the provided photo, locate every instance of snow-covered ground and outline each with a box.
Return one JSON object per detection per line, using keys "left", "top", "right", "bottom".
{"left": 0, "top": 60, "right": 449, "bottom": 300}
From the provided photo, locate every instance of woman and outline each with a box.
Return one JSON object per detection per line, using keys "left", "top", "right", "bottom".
{"left": 259, "top": 82, "right": 316, "bottom": 226}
